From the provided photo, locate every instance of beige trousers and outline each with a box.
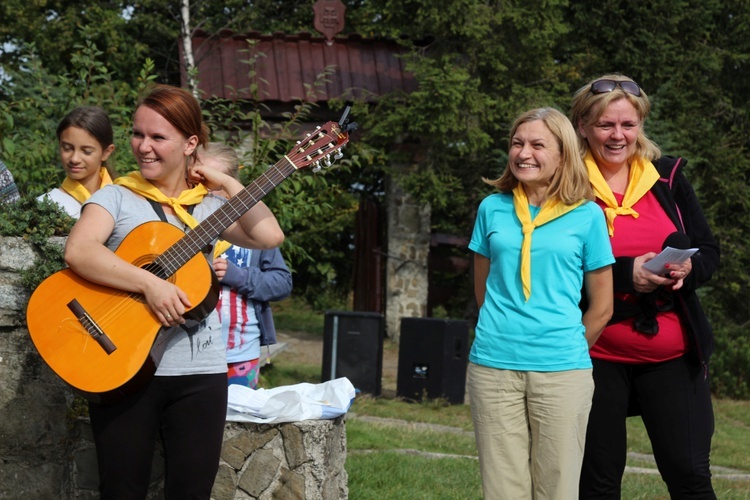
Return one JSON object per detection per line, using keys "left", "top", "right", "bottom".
{"left": 467, "top": 362, "right": 594, "bottom": 500}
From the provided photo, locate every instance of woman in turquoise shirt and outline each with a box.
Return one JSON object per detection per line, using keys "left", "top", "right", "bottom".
{"left": 468, "top": 107, "right": 614, "bottom": 499}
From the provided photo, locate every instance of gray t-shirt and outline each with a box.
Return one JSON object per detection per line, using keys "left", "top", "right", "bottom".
{"left": 84, "top": 184, "right": 228, "bottom": 376}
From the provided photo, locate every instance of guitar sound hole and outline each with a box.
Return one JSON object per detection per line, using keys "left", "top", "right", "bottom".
{"left": 144, "top": 262, "right": 169, "bottom": 281}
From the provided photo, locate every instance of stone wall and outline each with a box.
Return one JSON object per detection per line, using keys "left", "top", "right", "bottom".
{"left": 213, "top": 420, "right": 347, "bottom": 499}
{"left": 0, "top": 236, "right": 70, "bottom": 498}
{"left": 0, "top": 237, "right": 347, "bottom": 499}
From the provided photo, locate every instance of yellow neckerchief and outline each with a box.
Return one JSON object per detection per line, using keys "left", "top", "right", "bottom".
{"left": 213, "top": 240, "right": 232, "bottom": 258}
{"left": 584, "top": 151, "right": 660, "bottom": 236}
{"left": 115, "top": 172, "right": 232, "bottom": 257}
{"left": 512, "top": 184, "right": 584, "bottom": 301}
{"left": 61, "top": 167, "right": 113, "bottom": 204}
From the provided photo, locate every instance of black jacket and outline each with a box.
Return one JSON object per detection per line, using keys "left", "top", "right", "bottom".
{"left": 607, "top": 156, "right": 720, "bottom": 371}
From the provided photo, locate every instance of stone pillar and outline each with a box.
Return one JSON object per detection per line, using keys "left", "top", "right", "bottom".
{"left": 384, "top": 175, "right": 430, "bottom": 341}
{"left": 213, "top": 419, "right": 348, "bottom": 499}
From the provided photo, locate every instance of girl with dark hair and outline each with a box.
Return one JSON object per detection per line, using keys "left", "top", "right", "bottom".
{"left": 39, "top": 106, "right": 115, "bottom": 218}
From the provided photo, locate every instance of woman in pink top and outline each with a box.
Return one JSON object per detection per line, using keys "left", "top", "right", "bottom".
{"left": 571, "top": 74, "right": 720, "bottom": 499}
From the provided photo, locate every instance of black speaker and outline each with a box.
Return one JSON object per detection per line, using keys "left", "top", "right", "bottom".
{"left": 397, "top": 317, "right": 469, "bottom": 404}
{"left": 321, "top": 311, "right": 384, "bottom": 396}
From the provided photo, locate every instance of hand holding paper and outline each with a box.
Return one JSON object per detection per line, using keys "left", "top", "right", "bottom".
{"left": 642, "top": 246, "right": 698, "bottom": 276}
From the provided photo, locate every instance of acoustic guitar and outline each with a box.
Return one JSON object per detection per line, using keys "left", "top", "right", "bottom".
{"left": 26, "top": 118, "right": 353, "bottom": 403}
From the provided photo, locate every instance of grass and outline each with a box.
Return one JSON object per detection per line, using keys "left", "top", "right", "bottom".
{"left": 347, "top": 452, "right": 482, "bottom": 500}
{"left": 346, "top": 416, "right": 476, "bottom": 456}
{"left": 272, "top": 296, "right": 327, "bottom": 335}
{"left": 261, "top": 352, "right": 750, "bottom": 499}
{"left": 266, "top": 299, "right": 750, "bottom": 498}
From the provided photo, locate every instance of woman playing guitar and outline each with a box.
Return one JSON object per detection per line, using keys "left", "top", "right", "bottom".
{"left": 63, "top": 84, "right": 284, "bottom": 499}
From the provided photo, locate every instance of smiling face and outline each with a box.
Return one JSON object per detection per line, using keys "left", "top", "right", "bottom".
{"left": 579, "top": 98, "right": 641, "bottom": 173}
{"left": 59, "top": 126, "right": 114, "bottom": 185}
{"left": 508, "top": 119, "right": 562, "bottom": 195}
{"left": 130, "top": 105, "right": 197, "bottom": 182}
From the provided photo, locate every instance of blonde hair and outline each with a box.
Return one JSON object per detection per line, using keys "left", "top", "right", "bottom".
{"left": 485, "top": 107, "right": 593, "bottom": 204}
{"left": 570, "top": 73, "right": 661, "bottom": 161}
{"left": 197, "top": 142, "right": 240, "bottom": 179}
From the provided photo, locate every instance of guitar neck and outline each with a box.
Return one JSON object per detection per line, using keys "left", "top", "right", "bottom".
{"left": 155, "top": 157, "right": 297, "bottom": 275}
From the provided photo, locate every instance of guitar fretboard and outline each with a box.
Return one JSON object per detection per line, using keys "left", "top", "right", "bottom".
{"left": 154, "top": 157, "right": 297, "bottom": 276}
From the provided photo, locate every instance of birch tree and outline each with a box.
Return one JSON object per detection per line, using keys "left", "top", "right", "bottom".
{"left": 179, "top": 0, "right": 197, "bottom": 97}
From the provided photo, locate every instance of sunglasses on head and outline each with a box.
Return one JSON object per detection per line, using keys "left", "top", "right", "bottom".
{"left": 590, "top": 79, "right": 642, "bottom": 96}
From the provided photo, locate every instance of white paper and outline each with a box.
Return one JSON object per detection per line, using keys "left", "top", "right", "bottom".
{"left": 642, "top": 246, "right": 698, "bottom": 275}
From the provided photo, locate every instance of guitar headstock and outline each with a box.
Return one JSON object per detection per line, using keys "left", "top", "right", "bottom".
{"left": 285, "top": 121, "right": 351, "bottom": 173}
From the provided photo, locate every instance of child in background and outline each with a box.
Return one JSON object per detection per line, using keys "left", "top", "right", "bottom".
{"left": 198, "top": 142, "right": 293, "bottom": 388}
{"left": 39, "top": 106, "right": 115, "bottom": 218}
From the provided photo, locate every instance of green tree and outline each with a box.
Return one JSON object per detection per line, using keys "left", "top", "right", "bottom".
{"left": 0, "top": 0, "right": 152, "bottom": 89}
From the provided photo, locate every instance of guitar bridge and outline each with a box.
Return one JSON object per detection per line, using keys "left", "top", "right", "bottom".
{"left": 67, "top": 299, "right": 117, "bottom": 355}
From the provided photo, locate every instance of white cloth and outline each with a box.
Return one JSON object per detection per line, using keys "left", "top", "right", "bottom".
{"left": 226, "top": 377, "right": 355, "bottom": 423}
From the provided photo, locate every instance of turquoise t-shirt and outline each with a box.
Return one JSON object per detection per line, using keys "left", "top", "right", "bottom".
{"left": 469, "top": 192, "right": 614, "bottom": 372}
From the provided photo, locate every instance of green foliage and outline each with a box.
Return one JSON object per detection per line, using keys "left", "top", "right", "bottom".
{"left": 0, "top": 194, "right": 73, "bottom": 240}
{"left": 65, "top": 396, "right": 90, "bottom": 426}
{"left": 711, "top": 323, "right": 750, "bottom": 399}
{"left": 271, "top": 296, "right": 326, "bottom": 336}
{"left": 0, "top": 194, "right": 74, "bottom": 289}
{"left": 0, "top": 0, "right": 151, "bottom": 85}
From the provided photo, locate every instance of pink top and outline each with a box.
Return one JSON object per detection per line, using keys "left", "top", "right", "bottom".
{"left": 590, "top": 191, "right": 688, "bottom": 364}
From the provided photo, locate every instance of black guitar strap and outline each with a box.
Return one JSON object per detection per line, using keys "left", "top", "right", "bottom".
{"left": 145, "top": 199, "right": 215, "bottom": 258}
{"left": 145, "top": 198, "right": 195, "bottom": 223}
{"left": 144, "top": 198, "right": 207, "bottom": 337}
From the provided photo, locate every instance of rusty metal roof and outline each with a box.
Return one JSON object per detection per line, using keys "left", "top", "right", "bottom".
{"left": 190, "top": 30, "right": 417, "bottom": 103}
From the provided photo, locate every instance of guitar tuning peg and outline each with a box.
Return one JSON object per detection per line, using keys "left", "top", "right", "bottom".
{"left": 312, "top": 161, "right": 322, "bottom": 173}
{"left": 324, "top": 155, "right": 332, "bottom": 167}
{"left": 334, "top": 150, "right": 344, "bottom": 161}
{"left": 296, "top": 141, "right": 301, "bottom": 145}
{"left": 315, "top": 125, "right": 321, "bottom": 130}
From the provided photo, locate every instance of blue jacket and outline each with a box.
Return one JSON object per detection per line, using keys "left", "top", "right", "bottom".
{"left": 219, "top": 247, "right": 292, "bottom": 347}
